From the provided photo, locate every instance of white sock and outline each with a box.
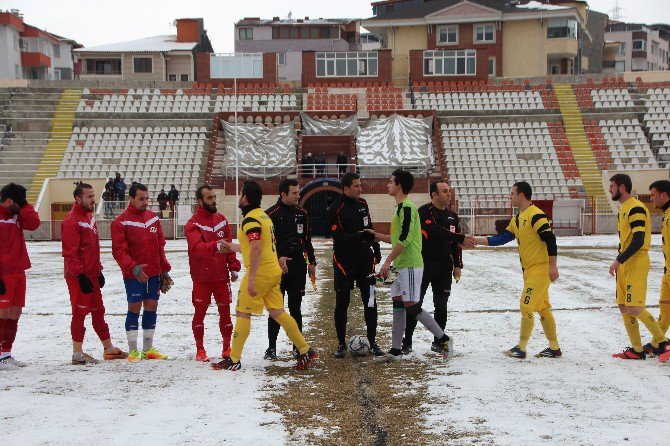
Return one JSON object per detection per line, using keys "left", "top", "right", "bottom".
{"left": 0, "top": 352, "right": 11, "bottom": 359}
{"left": 143, "top": 329, "right": 155, "bottom": 352}
{"left": 126, "top": 330, "right": 138, "bottom": 352}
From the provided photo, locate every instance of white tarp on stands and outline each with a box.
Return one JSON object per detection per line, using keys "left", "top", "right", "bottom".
{"left": 221, "top": 121, "right": 297, "bottom": 178}
{"left": 301, "top": 113, "right": 359, "bottom": 136}
{"left": 356, "top": 114, "right": 434, "bottom": 176}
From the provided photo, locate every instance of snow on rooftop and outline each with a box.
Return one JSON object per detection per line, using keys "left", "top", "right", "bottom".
{"left": 515, "top": 1, "right": 570, "bottom": 11}
{"left": 74, "top": 35, "right": 196, "bottom": 53}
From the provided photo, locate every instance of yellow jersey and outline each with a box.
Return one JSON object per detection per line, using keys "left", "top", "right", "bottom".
{"left": 617, "top": 197, "right": 650, "bottom": 258}
{"left": 239, "top": 208, "right": 282, "bottom": 278}
{"left": 506, "top": 204, "right": 553, "bottom": 270}
{"left": 662, "top": 204, "right": 670, "bottom": 273}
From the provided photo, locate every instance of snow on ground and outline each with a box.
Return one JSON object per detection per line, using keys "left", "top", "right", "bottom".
{"left": 2, "top": 235, "right": 669, "bottom": 445}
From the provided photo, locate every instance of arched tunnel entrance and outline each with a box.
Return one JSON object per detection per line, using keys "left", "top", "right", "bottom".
{"left": 299, "top": 179, "right": 343, "bottom": 237}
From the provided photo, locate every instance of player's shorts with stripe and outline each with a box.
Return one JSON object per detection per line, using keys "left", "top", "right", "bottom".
{"left": 236, "top": 273, "right": 284, "bottom": 315}
{"left": 192, "top": 280, "right": 232, "bottom": 306}
{"left": 0, "top": 272, "right": 26, "bottom": 309}
{"left": 520, "top": 262, "right": 551, "bottom": 312}
{"left": 616, "top": 253, "right": 650, "bottom": 307}
{"left": 124, "top": 276, "right": 160, "bottom": 303}
{"left": 391, "top": 267, "right": 423, "bottom": 303}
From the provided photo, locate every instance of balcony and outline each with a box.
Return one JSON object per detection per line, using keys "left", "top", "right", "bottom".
{"left": 545, "top": 38, "right": 578, "bottom": 58}
{"left": 21, "top": 52, "right": 51, "bottom": 68}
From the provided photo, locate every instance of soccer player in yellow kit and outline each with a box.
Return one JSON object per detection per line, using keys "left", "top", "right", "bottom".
{"left": 608, "top": 174, "right": 670, "bottom": 360}
{"left": 211, "top": 181, "right": 317, "bottom": 371}
{"left": 644, "top": 180, "right": 670, "bottom": 361}
{"left": 470, "top": 182, "right": 560, "bottom": 359}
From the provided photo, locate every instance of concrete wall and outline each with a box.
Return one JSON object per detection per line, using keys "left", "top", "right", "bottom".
{"left": 166, "top": 53, "right": 192, "bottom": 81}
{"left": 123, "top": 53, "right": 164, "bottom": 81}
{"left": 388, "top": 26, "right": 427, "bottom": 86}
{"left": 37, "top": 178, "right": 107, "bottom": 220}
{"left": 0, "top": 25, "right": 22, "bottom": 79}
{"left": 502, "top": 20, "right": 545, "bottom": 77}
{"left": 582, "top": 10, "right": 607, "bottom": 74}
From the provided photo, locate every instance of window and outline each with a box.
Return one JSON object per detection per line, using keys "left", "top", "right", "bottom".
{"left": 550, "top": 64, "right": 561, "bottom": 75}
{"left": 13, "top": 35, "right": 18, "bottom": 51}
{"left": 168, "top": 74, "right": 176, "bottom": 81}
{"left": 474, "top": 24, "right": 495, "bottom": 43}
{"left": 423, "top": 50, "right": 476, "bottom": 76}
{"left": 547, "top": 18, "right": 577, "bottom": 39}
{"left": 238, "top": 28, "right": 253, "bottom": 40}
{"left": 52, "top": 44, "right": 60, "bottom": 58}
{"left": 488, "top": 57, "right": 496, "bottom": 76}
{"left": 617, "top": 42, "right": 626, "bottom": 56}
{"left": 277, "top": 53, "right": 286, "bottom": 66}
{"left": 133, "top": 57, "right": 152, "bottom": 73}
{"left": 181, "top": 74, "right": 189, "bottom": 81}
{"left": 632, "top": 40, "right": 646, "bottom": 51}
{"left": 615, "top": 61, "right": 625, "bottom": 73}
{"left": 15, "top": 64, "right": 20, "bottom": 79}
{"left": 210, "top": 53, "right": 263, "bottom": 78}
{"left": 53, "top": 68, "right": 61, "bottom": 80}
{"left": 437, "top": 25, "right": 458, "bottom": 45}
{"left": 86, "top": 59, "right": 122, "bottom": 75}
{"left": 316, "top": 52, "right": 378, "bottom": 77}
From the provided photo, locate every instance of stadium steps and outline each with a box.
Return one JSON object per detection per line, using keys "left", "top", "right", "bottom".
{"left": 26, "top": 89, "right": 82, "bottom": 203}
{"left": 554, "top": 84, "right": 606, "bottom": 200}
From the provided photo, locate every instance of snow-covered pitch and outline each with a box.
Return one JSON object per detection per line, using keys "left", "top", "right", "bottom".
{"left": 2, "top": 236, "right": 669, "bottom": 445}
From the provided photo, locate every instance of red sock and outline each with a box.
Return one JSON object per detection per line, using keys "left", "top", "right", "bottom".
{"left": 218, "top": 304, "right": 232, "bottom": 351}
{"left": 0, "top": 318, "right": 6, "bottom": 352}
{"left": 2, "top": 319, "right": 18, "bottom": 352}
{"left": 192, "top": 304, "right": 207, "bottom": 350}
{"left": 71, "top": 313, "right": 86, "bottom": 343}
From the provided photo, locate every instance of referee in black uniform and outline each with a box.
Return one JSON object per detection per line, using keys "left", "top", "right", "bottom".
{"left": 328, "top": 172, "right": 384, "bottom": 357}
{"left": 264, "top": 179, "right": 316, "bottom": 360}
{"left": 403, "top": 180, "right": 464, "bottom": 354}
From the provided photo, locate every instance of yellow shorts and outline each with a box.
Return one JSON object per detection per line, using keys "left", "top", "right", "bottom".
{"left": 616, "top": 254, "right": 650, "bottom": 307}
{"left": 236, "top": 273, "right": 284, "bottom": 315}
{"left": 520, "top": 263, "right": 551, "bottom": 312}
{"left": 659, "top": 273, "right": 670, "bottom": 303}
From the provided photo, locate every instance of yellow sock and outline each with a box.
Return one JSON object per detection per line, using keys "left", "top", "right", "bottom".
{"left": 659, "top": 303, "right": 670, "bottom": 335}
{"left": 622, "top": 314, "right": 643, "bottom": 352}
{"left": 636, "top": 309, "right": 668, "bottom": 346}
{"left": 230, "top": 316, "right": 251, "bottom": 363}
{"left": 519, "top": 310, "right": 534, "bottom": 351}
{"left": 538, "top": 308, "right": 560, "bottom": 350}
{"left": 274, "top": 312, "right": 309, "bottom": 354}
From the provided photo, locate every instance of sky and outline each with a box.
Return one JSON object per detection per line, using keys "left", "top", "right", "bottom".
{"left": 5, "top": 0, "right": 669, "bottom": 51}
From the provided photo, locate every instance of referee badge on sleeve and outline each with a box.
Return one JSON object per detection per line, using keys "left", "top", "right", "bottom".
{"left": 297, "top": 224, "right": 304, "bottom": 234}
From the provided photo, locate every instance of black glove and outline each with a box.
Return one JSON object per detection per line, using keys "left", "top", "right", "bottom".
{"left": 0, "top": 279, "right": 5, "bottom": 295}
{"left": 5, "top": 183, "right": 27, "bottom": 207}
{"left": 361, "top": 230, "right": 375, "bottom": 244}
{"left": 77, "top": 274, "right": 94, "bottom": 294}
{"left": 98, "top": 273, "right": 105, "bottom": 289}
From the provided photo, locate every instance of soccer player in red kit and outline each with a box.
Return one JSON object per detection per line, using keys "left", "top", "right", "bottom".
{"left": 185, "top": 185, "right": 241, "bottom": 361}
{"left": 0, "top": 183, "right": 40, "bottom": 370}
{"left": 62, "top": 183, "right": 127, "bottom": 364}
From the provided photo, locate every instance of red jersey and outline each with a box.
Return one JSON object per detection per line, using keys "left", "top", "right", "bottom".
{"left": 61, "top": 203, "right": 102, "bottom": 279}
{"left": 185, "top": 207, "right": 241, "bottom": 283}
{"left": 0, "top": 204, "right": 41, "bottom": 274}
{"left": 111, "top": 204, "right": 171, "bottom": 280}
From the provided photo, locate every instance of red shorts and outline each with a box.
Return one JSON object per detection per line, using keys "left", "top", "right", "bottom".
{"left": 192, "top": 280, "right": 232, "bottom": 306}
{"left": 66, "top": 276, "right": 106, "bottom": 315}
{"left": 0, "top": 272, "right": 27, "bottom": 309}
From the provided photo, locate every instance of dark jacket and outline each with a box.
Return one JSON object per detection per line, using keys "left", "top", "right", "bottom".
{"left": 168, "top": 188, "right": 180, "bottom": 202}
{"left": 266, "top": 199, "right": 316, "bottom": 265}
{"left": 328, "top": 194, "right": 381, "bottom": 268}
{"left": 418, "top": 202, "right": 464, "bottom": 268}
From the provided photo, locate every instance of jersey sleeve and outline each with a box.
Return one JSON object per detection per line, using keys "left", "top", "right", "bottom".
{"left": 530, "top": 212, "right": 552, "bottom": 236}
{"left": 627, "top": 206, "right": 648, "bottom": 233}
{"left": 505, "top": 217, "right": 517, "bottom": 238}
{"left": 242, "top": 216, "right": 262, "bottom": 241}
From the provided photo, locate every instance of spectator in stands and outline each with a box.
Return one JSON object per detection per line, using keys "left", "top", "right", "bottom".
{"left": 302, "top": 152, "right": 314, "bottom": 178}
{"left": 315, "top": 153, "right": 326, "bottom": 177}
{"left": 157, "top": 189, "right": 169, "bottom": 216}
{"left": 105, "top": 178, "right": 115, "bottom": 200}
{"left": 337, "top": 151, "right": 348, "bottom": 176}
{"left": 102, "top": 189, "right": 113, "bottom": 218}
{"left": 168, "top": 185, "right": 180, "bottom": 208}
{"left": 116, "top": 178, "right": 127, "bottom": 203}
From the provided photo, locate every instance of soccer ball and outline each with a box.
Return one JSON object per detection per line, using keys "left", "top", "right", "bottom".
{"left": 348, "top": 335, "right": 370, "bottom": 356}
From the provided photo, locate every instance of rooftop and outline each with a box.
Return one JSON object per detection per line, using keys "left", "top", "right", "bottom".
{"left": 74, "top": 35, "right": 197, "bottom": 53}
